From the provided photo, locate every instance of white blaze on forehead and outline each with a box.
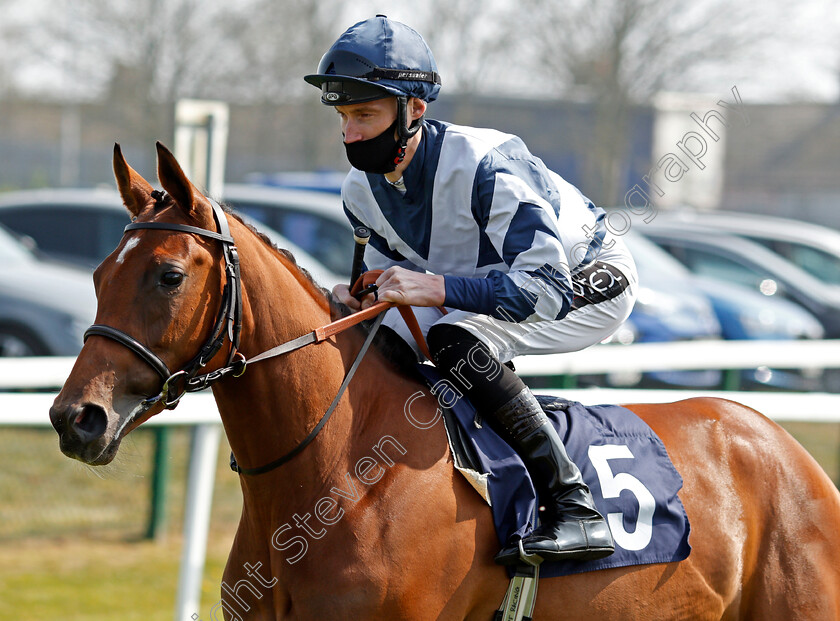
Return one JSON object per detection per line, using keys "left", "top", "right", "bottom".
{"left": 116, "top": 237, "right": 140, "bottom": 265}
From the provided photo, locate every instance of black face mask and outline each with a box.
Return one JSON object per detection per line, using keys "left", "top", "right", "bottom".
{"left": 344, "top": 120, "right": 403, "bottom": 174}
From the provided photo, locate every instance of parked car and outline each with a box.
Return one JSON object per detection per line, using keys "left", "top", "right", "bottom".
{"left": 650, "top": 209, "right": 840, "bottom": 293}
{"left": 625, "top": 231, "right": 823, "bottom": 340}
{"left": 222, "top": 184, "right": 353, "bottom": 278}
{"left": 10, "top": 187, "right": 820, "bottom": 388}
{"left": 221, "top": 185, "right": 757, "bottom": 387}
{"left": 0, "top": 188, "right": 345, "bottom": 289}
{"left": 637, "top": 223, "right": 840, "bottom": 338}
{"left": 625, "top": 232, "right": 720, "bottom": 340}
{"left": 244, "top": 171, "right": 345, "bottom": 195}
{"left": 0, "top": 188, "right": 132, "bottom": 269}
{"left": 225, "top": 185, "right": 733, "bottom": 387}
{"left": 0, "top": 223, "right": 95, "bottom": 356}
{"left": 623, "top": 231, "right": 824, "bottom": 390}
{"left": 544, "top": 231, "right": 723, "bottom": 389}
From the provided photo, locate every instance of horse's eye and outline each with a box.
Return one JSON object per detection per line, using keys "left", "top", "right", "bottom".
{"left": 160, "top": 271, "right": 184, "bottom": 287}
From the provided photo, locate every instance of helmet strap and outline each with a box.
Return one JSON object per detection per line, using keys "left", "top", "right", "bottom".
{"left": 395, "top": 95, "right": 423, "bottom": 165}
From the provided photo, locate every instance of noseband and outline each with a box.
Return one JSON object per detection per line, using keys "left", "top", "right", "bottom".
{"left": 84, "top": 196, "right": 244, "bottom": 409}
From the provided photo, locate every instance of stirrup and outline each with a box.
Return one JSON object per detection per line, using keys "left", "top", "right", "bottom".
{"left": 494, "top": 536, "right": 545, "bottom": 566}
{"left": 517, "top": 538, "right": 544, "bottom": 567}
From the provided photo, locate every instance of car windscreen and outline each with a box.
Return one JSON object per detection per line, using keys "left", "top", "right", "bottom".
{"left": 0, "top": 206, "right": 129, "bottom": 267}
{"left": 753, "top": 239, "right": 840, "bottom": 286}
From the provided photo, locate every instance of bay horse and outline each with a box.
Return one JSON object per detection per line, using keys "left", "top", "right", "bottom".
{"left": 50, "top": 143, "right": 840, "bottom": 620}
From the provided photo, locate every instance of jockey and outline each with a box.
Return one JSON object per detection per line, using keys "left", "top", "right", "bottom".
{"left": 305, "top": 15, "right": 637, "bottom": 565}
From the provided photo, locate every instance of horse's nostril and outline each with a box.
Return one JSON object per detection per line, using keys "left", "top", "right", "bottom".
{"left": 50, "top": 409, "right": 66, "bottom": 434}
{"left": 71, "top": 404, "right": 108, "bottom": 442}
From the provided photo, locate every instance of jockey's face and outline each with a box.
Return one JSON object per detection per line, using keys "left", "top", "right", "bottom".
{"left": 336, "top": 97, "right": 399, "bottom": 144}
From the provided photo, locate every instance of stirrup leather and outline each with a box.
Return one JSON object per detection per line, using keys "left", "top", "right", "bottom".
{"left": 494, "top": 562, "right": 541, "bottom": 621}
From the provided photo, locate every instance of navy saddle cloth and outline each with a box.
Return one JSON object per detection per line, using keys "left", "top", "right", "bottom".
{"left": 416, "top": 366, "right": 691, "bottom": 578}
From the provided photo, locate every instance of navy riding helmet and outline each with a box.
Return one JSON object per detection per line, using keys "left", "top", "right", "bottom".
{"left": 304, "top": 15, "right": 441, "bottom": 145}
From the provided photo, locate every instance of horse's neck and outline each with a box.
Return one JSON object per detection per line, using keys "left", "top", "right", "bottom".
{"left": 209, "top": 225, "right": 459, "bottom": 593}
{"left": 210, "top": 223, "right": 408, "bottom": 501}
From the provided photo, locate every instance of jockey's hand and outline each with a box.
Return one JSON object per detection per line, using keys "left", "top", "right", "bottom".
{"left": 332, "top": 283, "right": 361, "bottom": 311}
{"left": 363, "top": 267, "right": 445, "bottom": 310}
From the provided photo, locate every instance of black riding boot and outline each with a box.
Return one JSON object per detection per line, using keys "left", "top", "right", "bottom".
{"left": 491, "top": 387, "right": 615, "bottom": 565}
{"left": 426, "top": 324, "right": 614, "bottom": 565}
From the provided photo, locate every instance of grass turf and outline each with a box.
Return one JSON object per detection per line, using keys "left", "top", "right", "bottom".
{"left": 0, "top": 420, "right": 836, "bottom": 619}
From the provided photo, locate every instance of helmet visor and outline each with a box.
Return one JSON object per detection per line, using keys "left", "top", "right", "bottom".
{"left": 318, "top": 79, "right": 392, "bottom": 106}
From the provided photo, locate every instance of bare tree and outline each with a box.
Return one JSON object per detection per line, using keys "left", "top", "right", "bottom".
{"left": 511, "top": 0, "right": 785, "bottom": 205}
{"left": 2, "top": 0, "right": 355, "bottom": 168}
{"left": 4, "top": 0, "right": 226, "bottom": 101}
{"left": 0, "top": 0, "right": 19, "bottom": 97}
{"left": 213, "top": 0, "right": 348, "bottom": 102}
{"left": 407, "top": 0, "right": 519, "bottom": 94}
{"left": 208, "top": 0, "right": 357, "bottom": 169}
{"left": 0, "top": 0, "right": 243, "bottom": 174}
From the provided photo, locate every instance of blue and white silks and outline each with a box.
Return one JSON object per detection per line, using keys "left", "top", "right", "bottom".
{"left": 341, "top": 119, "right": 617, "bottom": 324}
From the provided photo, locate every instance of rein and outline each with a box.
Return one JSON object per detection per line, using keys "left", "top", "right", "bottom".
{"left": 83, "top": 195, "right": 393, "bottom": 475}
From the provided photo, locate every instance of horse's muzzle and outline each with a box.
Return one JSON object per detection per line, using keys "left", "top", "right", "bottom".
{"left": 49, "top": 401, "right": 114, "bottom": 464}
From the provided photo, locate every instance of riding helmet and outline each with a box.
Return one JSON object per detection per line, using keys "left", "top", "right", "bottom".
{"left": 304, "top": 15, "right": 441, "bottom": 106}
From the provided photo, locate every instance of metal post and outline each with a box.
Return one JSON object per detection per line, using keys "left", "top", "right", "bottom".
{"left": 174, "top": 423, "right": 222, "bottom": 621}
{"left": 174, "top": 99, "right": 229, "bottom": 199}
{"left": 560, "top": 374, "right": 578, "bottom": 389}
{"left": 146, "top": 426, "right": 172, "bottom": 540}
{"left": 722, "top": 368, "right": 741, "bottom": 391}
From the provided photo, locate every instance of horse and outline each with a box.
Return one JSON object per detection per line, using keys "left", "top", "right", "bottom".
{"left": 50, "top": 142, "right": 840, "bottom": 620}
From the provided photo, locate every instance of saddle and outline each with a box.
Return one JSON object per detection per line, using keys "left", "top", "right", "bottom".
{"left": 416, "top": 364, "right": 691, "bottom": 618}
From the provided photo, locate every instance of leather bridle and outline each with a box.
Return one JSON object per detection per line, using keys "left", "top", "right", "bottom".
{"left": 82, "top": 193, "right": 390, "bottom": 475}
{"left": 85, "top": 197, "right": 244, "bottom": 410}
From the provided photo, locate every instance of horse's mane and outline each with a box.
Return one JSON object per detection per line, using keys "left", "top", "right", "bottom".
{"left": 222, "top": 205, "right": 421, "bottom": 379}
{"left": 221, "top": 205, "right": 332, "bottom": 300}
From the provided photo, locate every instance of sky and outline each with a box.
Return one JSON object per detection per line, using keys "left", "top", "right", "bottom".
{"left": 748, "top": 0, "right": 839, "bottom": 102}
{"left": 2, "top": 0, "right": 839, "bottom": 104}
{"left": 342, "top": 1, "right": 840, "bottom": 104}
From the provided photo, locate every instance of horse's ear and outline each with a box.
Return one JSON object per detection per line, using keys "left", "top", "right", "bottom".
{"left": 156, "top": 141, "right": 203, "bottom": 218}
{"left": 113, "top": 143, "right": 154, "bottom": 218}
